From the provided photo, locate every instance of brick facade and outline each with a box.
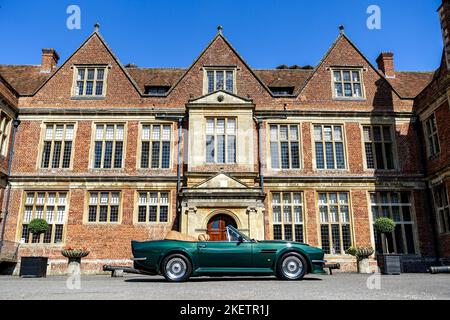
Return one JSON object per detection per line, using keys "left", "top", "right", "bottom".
{"left": 0, "top": 3, "right": 449, "bottom": 274}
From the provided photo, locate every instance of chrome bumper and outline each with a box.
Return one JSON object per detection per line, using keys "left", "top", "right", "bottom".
{"left": 312, "top": 260, "right": 327, "bottom": 263}
{"left": 131, "top": 257, "right": 147, "bottom": 261}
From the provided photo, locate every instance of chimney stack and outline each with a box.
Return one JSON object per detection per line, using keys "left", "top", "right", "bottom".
{"left": 376, "top": 52, "right": 395, "bottom": 78}
{"left": 438, "top": 0, "right": 450, "bottom": 70}
{"left": 41, "top": 48, "right": 59, "bottom": 73}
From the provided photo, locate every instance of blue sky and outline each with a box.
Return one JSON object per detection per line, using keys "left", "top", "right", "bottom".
{"left": 0, "top": 0, "right": 444, "bottom": 71}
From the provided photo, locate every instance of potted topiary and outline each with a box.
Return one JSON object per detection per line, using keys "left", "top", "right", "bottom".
{"left": 19, "top": 218, "right": 49, "bottom": 278}
{"left": 346, "top": 246, "right": 374, "bottom": 274}
{"left": 374, "top": 217, "right": 401, "bottom": 275}
{"left": 62, "top": 246, "right": 90, "bottom": 275}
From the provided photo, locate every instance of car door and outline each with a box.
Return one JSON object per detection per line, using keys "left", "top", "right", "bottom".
{"left": 197, "top": 227, "right": 253, "bottom": 268}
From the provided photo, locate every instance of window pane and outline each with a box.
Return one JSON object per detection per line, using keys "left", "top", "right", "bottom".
{"left": 335, "top": 142, "right": 345, "bottom": 169}
{"left": 226, "top": 71, "right": 233, "bottom": 92}
{"left": 151, "top": 141, "right": 160, "bottom": 168}
{"left": 61, "top": 141, "right": 72, "bottom": 168}
{"left": 270, "top": 142, "right": 279, "bottom": 169}
{"left": 284, "top": 225, "right": 293, "bottom": 241}
{"left": 352, "top": 71, "right": 360, "bottom": 82}
{"left": 344, "top": 83, "right": 352, "bottom": 96}
{"left": 206, "top": 135, "right": 215, "bottom": 163}
{"left": 342, "top": 71, "right": 351, "bottom": 81}
{"left": 280, "top": 142, "right": 289, "bottom": 169}
{"left": 216, "top": 71, "right": 224, "bottom": 90}
{"left": 294, "top": 225, "right": 303, "bottom": 242}
{"left": 273, "top": 225, "right": 282, "bottom": 240}
{"left": 334, "top": 83, "right": 343, "bottom": 97}
{"left": 207, "top": 71, "right": 214, "bottom": 93}
{"left": 314, "top": 126, "right": 322, "bottom": 141}
{"left": 41, "top": 141, "right": 51, "bottom": 168}
{"left": 315, "top": 143, "right": 324, "bottom": 169}
{"left": 273, "top": 206, "right": 282, "bottom": 223}
{"left": 51, "top": 141, "right": 61, "bottom": 168}
{"left": 141, "top": 141, "right": 150, "bottom": 168}
{"left": 333, "top": 71, "right": 341, "bottom": 81}
{"left": 325, "top": 142, "right": 335, "bottom": 169}
{"left": 227, "top": 136, "right": 236, "bottom": 163}
{"left": 114, "top": 141, "right": 123, "bottom": 168}
{"left": 103, "top": 141, "right": 113, "bottom": 168}
{"left": 270, "top": 125, "right": 278, "bottom": 141}
{"left": 161, "top": 141, "right": 170, "bottom": 168}
{"left": 291, "top": 142, "right": 300, "bottom": 169}
{"left": 365, "top": 143, "right": 374, "bottom": 169}
{"left": 321, "top": 225, "right": 330, "bottom": 254}
{"left": 217, "top": 135, "right": 225, "bottom": 163}
{"left": 331, "top": 224, "right": 341, "bottom": 254}
{"left": 226, "top": 119, "right": 236, "bottom": 135}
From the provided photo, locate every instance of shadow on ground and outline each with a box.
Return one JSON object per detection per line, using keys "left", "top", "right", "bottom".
{"left": 124, "top": 276, "right": 323, "bottom": 283}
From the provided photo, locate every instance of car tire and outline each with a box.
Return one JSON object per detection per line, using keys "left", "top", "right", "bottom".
{"left": 276, "top": 252, "right": 307, "bottom": 280}
{"left": 161, "top": 254, "right": 192, "bottom": 282}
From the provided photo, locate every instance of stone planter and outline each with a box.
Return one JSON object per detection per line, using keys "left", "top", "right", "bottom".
{"left": 61, "top": 249, "right": 90, "bottom": 275}
{"left": 357, "top": 258, "right": 371, "bottom": 274}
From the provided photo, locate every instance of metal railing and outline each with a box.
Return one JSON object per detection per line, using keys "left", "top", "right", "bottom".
{"left": 0, "top": 240, "right": 19, "bottom": 262}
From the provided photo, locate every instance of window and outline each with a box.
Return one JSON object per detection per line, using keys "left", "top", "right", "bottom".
{"left": 20, "top": 191, "right": 67, "bottom": 244}
{"left": 271, "top": 192, "right": 304, "bottom": 242}
{"left": 93, "top": 124, "right": 124, "bottom": 169}
{"left": 41, "top": 124, "right": 74, "bottom": 169}
{"left": 88, "top": 191, "right": 120, "bottom": 223}
{"left": 144, "top": 86, "right": 170, "bottom": 95}
{"left": 314, "top": 125, "right": 346, "bottom": 169}
{"left": 206, "top": 69, "right": 235, "bottom": 93}
{"left": 206, "top": 118, "right": 236, "bottom": 164}
{"left": 270, "top": 124, "right": 300, "bottom": 169}
{"left": 74, "top": 66, "right": 107, "bottom": 96}
{"left": 140, "top": 124, "right": 171, "bottom": 169}
{"left": 137, "top": 191, "right": 170, "bottom": 223}
{"left": 318, "top": 192, "right": 351, "bottom": 255}
{"left": 370, "top": 192, "right": 416, "bottom": 254}
{"left": 333, "top": 69, "right": 364, "bottom": 98}
{"left": 270, "top": 87, "right": 294, "bottom": 96}
{"left": 0, "top": 112, "right": 11, "bottom": 157}
{"left": 363, "top": 125, "right": 395, "bottom": 170}
{"left": 424, "top": 114, "right": 440, "bottom": 157}
{"left": 433, "top": 184, "right": 450, "bottom": 234}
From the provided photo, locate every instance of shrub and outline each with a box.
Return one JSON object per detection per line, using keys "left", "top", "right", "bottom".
{"left": 28, "top": 218, "right": 49, "bottom": 234}
{"left": 346, "top": 246, "right": 374, "bottom": 259}
{"left": 374, "top": 217, "right": 396, "bottom": 234}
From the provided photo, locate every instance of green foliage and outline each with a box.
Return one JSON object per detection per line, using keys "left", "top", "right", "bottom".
{"left": 28, "top": 218, "right": 49, "bottom": 234}
{"left": 374, "top": 217, "right": 396, "bottom": 234}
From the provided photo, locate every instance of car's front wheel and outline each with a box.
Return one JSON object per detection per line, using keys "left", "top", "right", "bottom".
{"left": 276, "top": 253, "right": 307, "bottom": 280}
{"left": 161, "top": 254, "right": 192, "bottom": 282}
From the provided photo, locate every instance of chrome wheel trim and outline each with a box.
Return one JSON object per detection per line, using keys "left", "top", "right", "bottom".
{"left": 281, "top": 256, "right": 303, "bottom": 279}
{"left": 165, "top": 257, "right": 187, "bottom": 281}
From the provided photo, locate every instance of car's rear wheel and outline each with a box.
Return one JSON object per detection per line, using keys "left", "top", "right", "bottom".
{"left": 276, "top": 253, "right": 307, "bottom": 280}
{"left": 161, "top": 254, "right": 192, "bottom": 282}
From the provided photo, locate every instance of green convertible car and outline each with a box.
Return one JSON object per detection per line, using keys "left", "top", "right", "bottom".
{"left": 131, "top": 225, "right": 326, "bottom": 282}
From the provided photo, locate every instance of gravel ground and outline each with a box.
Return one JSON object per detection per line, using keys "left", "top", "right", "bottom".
{"left": 0, "top": 273, "right": 449, "bottom": 300}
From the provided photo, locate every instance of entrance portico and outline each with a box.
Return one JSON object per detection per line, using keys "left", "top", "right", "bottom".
{"left": 180, "top": 173, "right": 265, "bottom": 240}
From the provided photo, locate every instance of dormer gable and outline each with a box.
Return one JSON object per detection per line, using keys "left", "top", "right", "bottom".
{"left": 194, "top": 173, "right": 249, "bottom": 189}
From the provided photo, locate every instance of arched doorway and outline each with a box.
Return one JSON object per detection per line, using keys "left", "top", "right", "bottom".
{"left": 207, "top": 214, "right": 237, "bottom": 241}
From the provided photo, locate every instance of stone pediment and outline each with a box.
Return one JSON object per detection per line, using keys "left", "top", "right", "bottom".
{"left": 188, "top": 90, "right": 253, "bottom": 105}
{"left": 194, "top": 173, "right": 248, "bottom": 189}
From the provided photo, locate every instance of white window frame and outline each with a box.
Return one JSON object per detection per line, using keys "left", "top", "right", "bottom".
{"left": 139, "top": 123, "right": 172, "bottom": 169}
{"left": 271, "top": 192, "right": 305, "bottom": 242}
{"left": 269, "top": 124, "right": 301, "bottom": 170}
{"left": 91, "top": 123, "right": 125, "bottom": 169}
{"left": 313, "top": 124, "right": 347, "bottom": 170}
{"left": 331, "top": 68, "right": 365, "bottom": 99}
{"left": 205, "top": 117, "right": 237, "bottom": 164}
{"left": 19, "top": 191, "right": 68, "bottom": 244}
{"left": 362, "top": 125, "right": 396, "bottom": 170}
{"left": 136, "top": 191, "right": 171, "bottom": 223}
{"left": 72, "top": 65, "right": 108, "bottom": 97}
{"left": 86, "top": 191, "right": 121, "bottom": 224}
{"left": 423, "top": 113, "right": 440, "bottom": 158}
{"left": 433, "top": 184, "right": 450, "bottom": 234}
{"left": 203, "top": 68, "right": 237, "bottom": 94}
{"left": 39, "top": 123, "right": 75, "bottom": 169}
{"left": 0, "top": 112, "right": 11, "bottom": 157}
{"left": 370, "top": 191, "right": 417, "bottom": 254}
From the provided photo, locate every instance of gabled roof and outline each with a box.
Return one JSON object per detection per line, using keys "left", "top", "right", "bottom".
{"left": 0, "top": 28, "right": 434, "bottom": 100}
{"left": 161, "top": 30, "right": 275, "bottom": 98}
{"left": 296, "top": 32, "right": 428, "bottom": 100}
{"left": 194, "top": 173, "right": 249, "bottom": 189}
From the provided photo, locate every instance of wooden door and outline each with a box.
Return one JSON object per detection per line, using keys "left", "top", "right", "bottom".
{"left": 207, "top": 214, "right": 237, "bottom": 241}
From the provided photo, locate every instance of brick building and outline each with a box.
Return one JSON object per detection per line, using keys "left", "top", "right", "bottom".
{"left": 0, "top": 3, "right": 449, "bottom": 274}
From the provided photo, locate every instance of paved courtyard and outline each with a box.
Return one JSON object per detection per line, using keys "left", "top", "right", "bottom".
{"left": 0, "top": 273, "right": 449, "bottom": 300}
